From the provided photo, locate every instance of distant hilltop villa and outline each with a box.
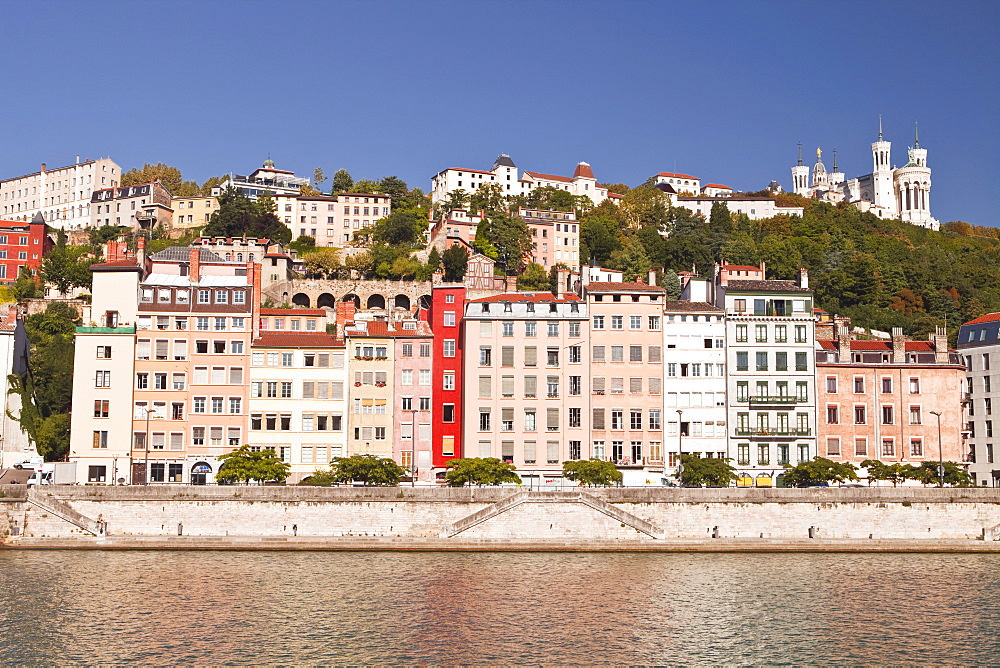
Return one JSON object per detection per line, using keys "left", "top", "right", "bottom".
{"left": 789, "top": 118, "right": 938, "bottom": 231}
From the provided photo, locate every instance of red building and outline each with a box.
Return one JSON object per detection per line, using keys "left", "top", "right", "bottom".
{"left": 0, "top": 214, "right": 51, "bottom": 281}
{"left": 430, "top": 285, "right": 467, "bottom": 472}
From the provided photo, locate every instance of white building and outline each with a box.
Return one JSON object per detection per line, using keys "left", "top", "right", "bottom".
{"left": 1, "top": 157, "right": 121, "bottom": 228}
{"left": 430, "top": 155, "right": 613, "bottom": 206}
{"left": 713, "top": 262, "right": 817, "bottom": 487}
{"left": 249, "top": 309, "right": 348, "bottom": 483}
{"left": 654, "top": 172, "right": 701, "bottom": 195}
{"left": 791, "top": 121, "right": 938, "bottom": 230}
{"left": 216, "top": 159, "right": 309, "bottom": 199}
{"left": 676, "top": 196, "right": 804, "bottom": 220}
{"left": 663, "top": 276, "right": 727, "bottom": 479}
{"left": 957, "top": 314, "right": 1000, "bottom": 486}
{"left": 273, "top": 193, "right": 391, "bottom": 247}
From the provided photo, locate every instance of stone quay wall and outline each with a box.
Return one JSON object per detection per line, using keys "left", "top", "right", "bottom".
{"left": 3, "top": 486, "right": 1000, "bottom": 546}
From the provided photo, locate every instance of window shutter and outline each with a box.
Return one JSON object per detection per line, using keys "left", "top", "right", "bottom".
{"left": 547, "top": 441, "right": 559, "bottom": 463}
{"left": 593, "top": 408, "right": 605, "bottom": 430}
{"left": 155, "top": 340, "right": 168, "bottom": 359}
{"left": 194, "top": 367, "right": 208, "bottom": 384}
{"left": 318, "top": 382, "right": 329, "bottom": 399}
{"left": 649, "top": 377, "right": 662, "bottom": 394}
{"left": 611, "top": 377, "right": 624, "bottom": 392}
{"left": 502, "top": 375, "right": 514, "bottom": 397}
{"left": 547, "top": 408, "right": 559, "bottom": 430}
{"left": 479, "top": 376, "right": 491, "bottom": 398}
{"left": 630, "top": 377, "right": 642, "bottom": 394}
{"left": 502, "top": 346, "right": 514, "bottom": 367}
{"left": 332, "top": 382, "right": 344, "bottom": 400}
{"left": 229, "top": 367, "right": 243, "bottom": 384}
{"left": 592, "top": 346, "right": 605, "bottom": 362}
{"left": 318, "top": 353, "right": 330, "bottom": 367}
{"left": 137, "top": 340, "right": 150, "bottom": 359}
{"left": 302, "top": 381, "right": 315, "bottom": 399}
{"left": 523, "top": 440, "right": 536, "bottom": 463}
{"left": 593, "top": 376, "right": 605, "bottom": 392}
{"left": 375, "top": 371, "right": 387, "bottom": 384}
{"left": 524, "top": 376, "right": 537, "bottom": 398}
{"left": 174, "top": 340, "right": 187, "bottom": 360}
{"left": 502, "top": 407, "right": 514, "bottom": 422}
{"left": 332, "top": 353, "right": 345, "bottom": 369}
{"left": 524, "top": 346, "right": 537, "bottom": 367}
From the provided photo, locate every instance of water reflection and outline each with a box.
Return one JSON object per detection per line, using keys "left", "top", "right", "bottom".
{"left": 1, "top": 551, "right": 998, "bottom": 664}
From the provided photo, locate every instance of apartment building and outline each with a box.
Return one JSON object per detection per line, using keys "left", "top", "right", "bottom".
{"left": 171, "top": 195, "right": 220, "bottom": 234}
{"left": 391, "top": 321, "right": 434, "bottom": 481}
{"left": 249, "top": 309, "right": 347, "bottom": 482}
{"left": 675, "top": 196, "right": 805, "bottom": 221}
{"left": 344, "top": 321, "right": 397, "bottom": 459}
{"left": 0, "top": 305, "right": 32, "bottom": 468}
{"left": 520, "top": 208, "right": 580, "bottom": 270}
{"left": 0, "top": 215, "right": 51, "bottom": 281}
{"left": 715, "top": 263, "right": 816, "bottom": 487}
{"left": 69, "top": 240, "right": 260, "bottom": 485}
{"left": 1, "top": 157, "right": 120, "bottom": 227}
{"left": 430, "top": 285, "right": 467, "bottom": 470}
{"left": 273, "top": 193, "right": 391, "bottom": 246}
{"left": 817, "top": 326, "right": 967, "bottom": 482}
{"left": 462, "top": 287, "right": 588, "bottom": 485}
{"left": 215, "top": 160, "right": 308, "bottom": 199}
{"left": 663, "top": 287, "right": 727, "bottom": 477}
{"left": 586, "top": 278, "right": 666, "bottom": 475}
{"left": 90, "top": 181, "right": 173, "bottom": 231}
{"left": 957, "top": 314, "right": 1000, "bottom": 486}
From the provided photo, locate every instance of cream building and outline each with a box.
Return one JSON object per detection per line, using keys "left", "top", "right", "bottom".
{"left": 171, "top": 195, "right": 220, "bottom": 234}
{"left": 274, "top": 193, "right": 391, "bottom": 247}
{"left": 1, "top": 157, "right": 120, "bottom": 228}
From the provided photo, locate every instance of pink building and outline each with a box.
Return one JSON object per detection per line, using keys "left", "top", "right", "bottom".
{"left": 586, "top": 279, "right": 666, "bottom": 467}
{"left": 816, "top": 326, "right": 967, "bottom": 478}
{"left": 391, "top": 321, "right": 434, "bottom": 480}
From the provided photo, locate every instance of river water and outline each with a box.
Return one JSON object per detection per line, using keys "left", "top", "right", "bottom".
{"left": 1, "top": 550, "right": 998, "bottom": 664}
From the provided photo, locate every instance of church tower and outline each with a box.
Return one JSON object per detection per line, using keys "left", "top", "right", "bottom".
{"left": 791, "top": 142, "right": 810, "bottom": 196}
{"left": 894, "top": 122, "right": 937, "bottom": 229}
{"left": 870, "top": 115, "right": 895, "bottom": 213}
{"left": 810, "top": 147, "right": 828, "bottom": 187}
{"left": 828, "top": 148, "right": 844, "bottom": 187}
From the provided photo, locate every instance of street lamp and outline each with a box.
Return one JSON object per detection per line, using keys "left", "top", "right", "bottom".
{"left": 930, "top": 410, "right": 944, "bottom": 487}
{"left": 410, "top": 408, "right": 418, "bottom": 487}
{"left": 140, "top": 405, "right": 160, "bottom": 486}
{"left": 676, "top": 409, "right": 684, "bottom": 486}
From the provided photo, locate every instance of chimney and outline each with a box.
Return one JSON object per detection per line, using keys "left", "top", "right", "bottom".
{"left": 891, "top": 326, "right": 907, "bottom": 364}
{"left": 798, "top": 267, "right": 809, "bottom": 289}
{"left": 648, "top": 270, "right": 657, "bottom": 286}
{"left": 189, "top": 247, "right": 201, "bottom": 283}
{"left": 581, "top": 265, "right": 591, "bottom": 287}
{"left": 40, "top": 163, "right": 46, "bottom": 173}
{"left": 250, "top": 261, "right": 262, "bottom": 338}
{"left": 336, "top": 299, "right": 356, "bottom": 333}
{"left": 759, "top": 260, "right": 766, "bottom": 279}
{"left": 554, "top": 268, "right": 569, "bottom": 299}
{"left": 932, "top": 326, "right": 949, "bottom": 363}
{"left": 716, "top": 262, "right": 728, "bottom": 287}
{"left": 837, "top": 325, "right": 852, "bottom": 361}
{"left": 136, "top": 235, "right": 146, "bottom": 267}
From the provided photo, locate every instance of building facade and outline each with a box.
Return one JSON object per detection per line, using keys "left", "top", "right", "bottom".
{"left": 958, "top": 314, "right": 1000, "bottom": 486}
{"left": 0, "top": 216, "right": 51, "bottom": 281}
{"left": 1, "top": 157, "right": 120, "bottom": 227}
{"left": 90, "top": 181, "right": 173, "bottom": 231}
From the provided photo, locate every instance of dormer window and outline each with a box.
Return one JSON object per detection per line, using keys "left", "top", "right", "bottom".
{"left": 482, "top": 303, "right": 490, "bottom": 313}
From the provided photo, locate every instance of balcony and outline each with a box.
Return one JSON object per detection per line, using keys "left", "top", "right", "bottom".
{"left": 734, "top": 428, "right": 812, "bottom": 437}
{"left": 748, "top": 395, "right": 801, "bottom": 405}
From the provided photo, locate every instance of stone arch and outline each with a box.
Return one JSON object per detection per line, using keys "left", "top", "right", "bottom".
{"left": 316, "top": 293, "right": 336, "bottom": 308}
{"left": 292, "top": 293, "right": 311, "bottom": 307}
{"left": 341, "top": 293, "right": 360, "bottom": 308}
{"left": 394, "top": 294, "right": 411, "bottom": 310}
{"left": 367, "top": 294, "right": 386, "bottom": 309}
{"left": 418, "top": 294, "right": 432, "bottom": 310}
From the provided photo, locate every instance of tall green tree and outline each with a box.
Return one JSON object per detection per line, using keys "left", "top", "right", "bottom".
{"left": 579, "top": 214, "right": 622, "bottom": 266}
{"left": 121, "top": 162, "right": 199, "bottom": 196}
{"left": 442, "top": 244, "right": 469, "bottom": 282}
{"left": 202, "top": 186, "right": 291, "bottom": 244}
{"left": 372, "top": 209, "right": 422, "bottom": 247}
{"left": 332, "top": 169, "right": 354, "bottom": 193}
{"left": 660, "top": 268, "right": 682, "bottom": 299}
{"left": 517, "top": 262, "right": 549, "bottom": 291}
{"left": 312, "top": 167, "right": 327, "bottom": 190}
{"left": 611, "top": 236, "right": 651, "bottom": 282}
{"left": 709, "top": 201, "right": 733, "bottom": 234}
{"left": 41, "top": 234, "right": 92, "bottom": 295}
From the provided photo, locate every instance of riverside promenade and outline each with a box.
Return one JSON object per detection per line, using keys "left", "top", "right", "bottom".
{"left": 3, "top": 485, "right": 1000, "bottom": 551}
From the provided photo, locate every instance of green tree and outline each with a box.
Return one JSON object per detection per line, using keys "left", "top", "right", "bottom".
{"left": 709, "top": 201, "right": 733, "bottom": 234}
{"left": 200, "top": 175, "right": 226, "bottom": 195}
{"left": 562, "top": 459, "right": 622, "bottom": 486}
{"left": 351, "top": 178, "right": 382, "bottom": 194}
{"left": 782, "top": 457, "right": 859, "bottom": 487}
{"left": 678, "top": 454, "right": 738, "bottom": 487}
{"left": 469, "top": 182, "right": 508, "bottom": 216}
{"left": 373, "top": 209, "right": 422, "bottom": 247}
{"left": 303, "top": 248, "right": 341, "bottom": 278}
{"left": 479, "top": 212, "right": 533, "bottom": 273}
{"left": 217, "top": 446, "right": 291, "bottom": 484}
{"left": 579, "top": 213, "right": 621, "bottom": 266}
{"left": 426, "top": 246, "right": 441, "bottom": 273}
{"left": 442, "top": 189, "right": 470, "bottom": 215}
{"left": 41, "top": 237, "right": 92, "bottom": 295}
{"left": 121, "top": 162, "right": 199, "bottom": 196}
{"left": 329, "top": 454, "right": 406, "bottom": 486}
{"left": 202, "top": 186, "right": 291, "bottom": 244}
{"left": 11, "top": 266, "right": 41, "bottom": 301}
{"left": 332, "top": 169, "right": 354, "bottom": 193}
{"left": 288, "top": 234, "right": 316, "bottom": 254}
{"left": 445, "top": 457, "right": 521, "bottom": 486}
{"left": 906, "top": 461, "right": 972, "bottom": 487}
{"left": 312, "top": 167, "right": 327, "bottom": 190}
{"left": 87, "top": 225, "right": 129, "bottom": 252}
{"left": 612, "top": 236, "right": 651, "bottom": 282}
{"left": 517, "top": 262, "right": 549, "bottom": 291}
{"left": 378, "top": 176, "right": 410, "bottom": 208}
{"left": 860, "top": 460, "right": 911, "bottom": 486}
{"left": 442, "top": 244, "right": 469, "bottom": 282}
{"left": 660, "top": 268, "right": 681, "bottom": 299}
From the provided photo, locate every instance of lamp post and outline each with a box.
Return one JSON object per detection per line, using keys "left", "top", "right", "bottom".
{"left": 410, "top": 408, "right": 418, "bottom": 487}
{"left": 930, "top": 410, "right": 944, "bottom": 487}
{"left": 676, "top": 409, "right": 684, "bottom": 486}
{"left": 141, "top": 405, "right": 158, "bottom": 486}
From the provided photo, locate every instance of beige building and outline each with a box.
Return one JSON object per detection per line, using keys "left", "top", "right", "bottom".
{"left": 171, "top": 195, "right": 220, "bottom": 234}
{"left": 90, "top": 181, "right": 173, "bottom": 232}
{"left": 1, "top": 157, "right": 120, "bottom": 228}
{"left": 274, "top": 193, "right": 391, "bottom": 247}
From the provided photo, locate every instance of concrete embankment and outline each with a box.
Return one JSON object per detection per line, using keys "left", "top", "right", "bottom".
{"left": 3, "top": 485, "right": 1000, "bottom": 551}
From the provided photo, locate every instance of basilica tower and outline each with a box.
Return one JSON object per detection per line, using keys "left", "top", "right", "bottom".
{"left": 791, "top": 142, "right": 810, "bottom": 196}
{"left": 894, "top": 122, "right": 936, "bottom": 229}
{"left": 870, "top": 116, "right": 895, "bottom": 213}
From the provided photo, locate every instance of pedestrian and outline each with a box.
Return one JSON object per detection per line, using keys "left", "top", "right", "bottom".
{"left": 292, "top": 524, "right": 298, "bottom": 536}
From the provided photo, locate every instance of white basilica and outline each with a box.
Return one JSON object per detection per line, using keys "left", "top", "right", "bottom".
{"left": 791, "top": 120, "right": 938, "bottom": 230}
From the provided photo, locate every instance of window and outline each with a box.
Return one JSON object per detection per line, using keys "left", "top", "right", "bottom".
{"left": 909, "top": 377, "right": 920, "bottom": 394}
{"left": 443, "top": 404, "right": 455, "bottom": 422}
{"left": 443, "top": 312, "right": 456, "bottom": 327}
{"left": 592, "top": 315, "right": 604, "bottom": 330}
{"left": 855, "top": 438, "right": 868, "bottom": 457}
{"left": 548, "top": 322, "right": 559, "bottom": 337}
{"left": 854, "top": 406, "right": 866, "bottom": 424}
{"left": 648, "top": 316, "right": 660, "bottom": 331}
{"left": 649, "top": 409, "right": 661, "bottom": 430}
{"left": 795, "top": 325, "right": 807, "bottom": 343}
{"left": 755, "top": 352, "right": 768, "bottom": 371}
{"left": 611, "top": 315, "right": 623, "bottom": 330}
{"left": 443, "top": 340, "right": 455, "bottom": 357}
{"left": 882, "top": 405, "right": 894, "bottom": 425}
{"left": 479, "top": 409, "right": 491, "bottom": 431}
{"left": 93, "top": 400, "right": 109, "bottom": 418}
{"left": 525, "top": 321, "right": 537, "bottom": 337}
{"left": 775, "top": 325, "right": 787, "bottom": 343}
{"left": 629, "top": 346, "right": 642, "bottom": 362}
{"left": 854, "top": 377, "right": 865, "bottom": 393}
{"left": 443, "top": 373, "right": 455, "bottom": 391}
{"left": 95, "top": 370, "right": 111, "bottom": 388}
{"left": 96, "top": 345, "right": 111, "bottom": 359}
{"left": 611, "top": 410, "right": 623, "bottom": 430}
{"left": 827, "top": 405, "right": 839, "bottom": 424}
{"left": 826, "top": 377, "right": 837, "bottom": 393}
{"left": 909, "top": 406, "right": 921, "bottom": 425}
{"left": 881, "top": 377, "right": 892, "bottom": 394}
{"left": 479, "top": 346, "right": 492, "bottom": 366}
{"left": 755, "top": 324, "right": 768, "bottom": 342}
{"left": 736, "top": 352, "right": 748, "bottom": 371}
{"left": 795, "top": 352, "right": 808, "bottom": 372}
{"left": 630, "top": 315, "right": 641, "bottom": 330}
{"left": 775, "top": 352, "right": 788, "bottom": 371}
{"left": 501, "top": 322, "right": 513, "bottom": 337}
{"left": 910, "top": 439, "right": 923, "bottom": 457}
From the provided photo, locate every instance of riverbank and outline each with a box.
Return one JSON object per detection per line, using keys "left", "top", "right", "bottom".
{"left": 4, "top": 485, "right": 1000, "bottom": 551}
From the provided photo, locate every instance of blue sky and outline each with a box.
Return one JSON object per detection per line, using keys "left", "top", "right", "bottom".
{"left": 2, "top": 0, "right": 997, "bottom": 225}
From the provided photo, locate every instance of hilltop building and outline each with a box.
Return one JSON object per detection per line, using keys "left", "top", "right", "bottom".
{"left": 1, "top": 157, "right": 121, "bottom": 228}
{"left": 791, "top": 120, "right": 938, "bottom": 230}
{"left": 957, "top": 314, "right": 1000, "bottom": 486}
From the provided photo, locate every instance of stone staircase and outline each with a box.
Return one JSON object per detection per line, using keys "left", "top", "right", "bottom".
{"left": 24, "top": 489, "right": 100, "bottom": 537}
{"left": 442, "top": 490, "right": 663, "bottom": 538}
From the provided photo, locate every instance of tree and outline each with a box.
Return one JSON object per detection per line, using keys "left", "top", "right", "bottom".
{"left": 329, "top": 454, "right": 406, "bottom": 486}
{"left": 373, "top": 209, "right": 422, "bottom": 247}
{"left": 445, "top": 458, "right": 521, "bottom": 486}
{"left": 677, "top": 455, "right": 738, "bottom": 487}
{"left": 442, "top": 244, "right": 469, "bottom": 282}
{"left": 612, "top": 236, "right": 651, "bottom": 282}
{"left": 426, "top": 246, "right": 441, "bottom": 273}
{"left": 88, "top": 225, "right": 129, "bottom": 252}
{"left": 11, "top": 266, "right": 41, "bottom": 301}
{"left": 312, "top": 167, "right": 327, "bottom": 190}
{"left": 202, "top": 186, "right": 291, "bottom": 244}
{"left": 906, "top": 461, "right": 972, "bottom": 487}
{"left": 200, "top": 175, "right": 226, "bottom": 196}
{"left": 579, "top": 214, "right": 621, "bottom": 266}
{"left": 860, "top": 460, "right": 911, "bottom": 486}
{"left": 332, "top": 169, "right": 354, "bottom": 193}
{"left": 41, "top": 238, "right": 92, "bottom": 295}
{"left": 660, "top": 268, "right": 681, "bottom": 299}
{"left": 478, "top": 212, "right": 533, "bottom": 274}
{"left": 709, "top": 201, "right": 733, "bottom": 234}
{"left": 442, "top": 189, "right": 470, "bottom": 214}
{"left": 121, "top": 162, "right": 198, "bottom": 196}
{"left": 351, "top": 178, "right": 382, "bottom": 194}
{"left": 782, "top": 457, "right": 859, "bottom": 487}
{"left": 288, "top": 235, "right": 316, "bottom": 254}
{"left": 303, "top": 248, "right": 341, "bottom": 278}
{"left": 217, "top": 446, "right": 291, "bottom": 484}
{"left": 517, "top": 262, "right": 549, "bottom": 291}
{"left": 563, "top": 459, "right": 622, "bottom": 486}
{"left": 378, "top": 176, "right": 410, "bottom": 208}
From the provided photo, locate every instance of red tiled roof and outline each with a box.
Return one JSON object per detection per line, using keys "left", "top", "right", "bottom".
{"left": 657, "top": 172, "right": 698, "bottom": 179}
{"left": 347, "top": 320, "right": 433, "bottom": 338}
{"left": 470, "top": 292, "right": 581, "bottom": 303}
{"left": 963, "top": 313, "right": 1000, "bottom": 325}
{"left": 823, "top": 340, "right": 938, "bottom": 352}
{"left": 850, "top": 340, "right": 890, "bottom": 350}
{"left": 818, "top": 340, "right": 837, "bottom": 350}
{"left": 703, "top": 183, "right": 731, "bottom": 189}
{"left": 252, "top": 333, "right": 340, "bottom": 348}
{"left": 446, "top": 168, "right": 493, "bottom": 175}
{"left": 261, "top": 308, "right": 326, "bottom": 316}
{"left": 524, "top": 171, "right": 572, "bottom": 183}
{"left": 721, "top": 264, "right": 761, "bottom": 271}
{"left": 90, "top": 259, "right": 140, "bottom": 270}
{"left": 905, "top": 341, "right": 935, "bottom": 352}
{"left": 587, "top": 281, "right": 665, "bottom": 293}
{"left": 608, "top": 192, "right": 623, "bottom": 199}
{"left": 572, "top": 163, "right": 595, "bottom": 179}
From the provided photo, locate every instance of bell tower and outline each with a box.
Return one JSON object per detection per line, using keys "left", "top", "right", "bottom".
{"left": 791, "top": 142, "right": 810, "bottom": 196}
{"left": 870, "top": 115, "right": 894, "bottom": 211}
